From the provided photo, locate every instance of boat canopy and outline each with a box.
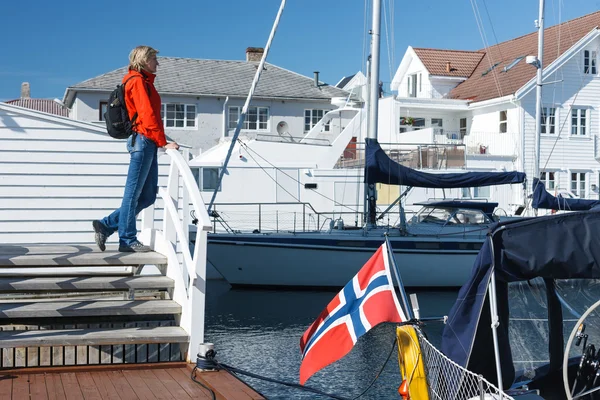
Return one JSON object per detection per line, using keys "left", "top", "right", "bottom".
{"left": 441, "top": 210, "right": 600, "bottom": 388}
{"left": 532, "top": 177, "right": 600, "bottom": 211}
{"left": 364, "top": 138, "right": 526, "bottom": 188}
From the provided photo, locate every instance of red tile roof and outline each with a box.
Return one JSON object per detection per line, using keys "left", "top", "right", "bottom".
{"left": 5, "top": 98, "right": 69, "bottom": 117}
{"left": 448, "top": 11, "right": 600, "bottom": 102}
{"left": 413, "top": 48, "right": 485, "bottom": 78}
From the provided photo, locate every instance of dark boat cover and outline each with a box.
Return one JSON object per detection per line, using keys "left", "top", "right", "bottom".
{"left": 441, "top": 210, "right": 600, "bottom": 388}
{"left": 532, "top": 177, "right": 600, "bottom": 210}
{"left": 364, "top": 138, "right": 526, "bottom": 187}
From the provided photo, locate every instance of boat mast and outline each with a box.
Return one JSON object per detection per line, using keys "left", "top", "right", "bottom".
{"left": 366, "top": 0, "right": 382, "bottom": 227}
{"left": 533, "top": 0, "right": 545, "bottom": 183}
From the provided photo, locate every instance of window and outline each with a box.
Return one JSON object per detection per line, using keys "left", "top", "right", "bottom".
{"left": 412, "top": 118, "right": 425, "bottom": 130}
{"left": 99, "top": 101, "right": 108, "bottom": 121}
{"left": 584, "top": 50, "right": 597, "bottom": 74}
{"left": 571, "top": 108, "right": 588, "bottom": 136}
{"left": 499, "top": 111, "right": 507, "bottom": 133}
{"left": 419, "top": 73, "right": 422, "bottom": 93}
{"left": 459, "top": 118, "right": 467, "bottom": 138}
{"left": 571, "top": 172, "right": 586, "bottom": 198}
{"left": 304, "top": 109, "right": 330, "bottom": 132}
{"left": 541, "top": 107, "right": 556, "bottom": 134}
{"left": 462, "top": 186, "right": 490, "bottom": 199}
{"left": 408, "top": 74, "right": 417, "bottom": 97}
{"left": 197, "top": 168, "right": 220, "bottom": 192}
{"left": 431, "top": 118, "right": 443, "bottom": 135}
{"left": 540, "top": 171, "right": 556, "bottom": 190}
{"left": 503, "top": 56, "right": 524, "bottom": 72}
{"left": 161, "top": 104, "right": 196, "bottom": 128}
{"left": 228, "top": 106, "right": 269, "bottom": 131}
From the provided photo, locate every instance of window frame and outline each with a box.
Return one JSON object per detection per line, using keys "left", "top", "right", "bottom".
{"left": 541, "top": 107, "right": 556, "bottom": 135}
{"left": 461, "top": 186, "right": 490, "bottom": 199}
{"left": 228, "top": 106, "right": 270, "bottom": 131}
{"left": 194, "top": 167, "right": 221, "bottom": 192}
{"left": 99, "top": 101, "right": 108, "bottom": 122}
{"left": 431, "top": 118, "right": 443, "bottom": 135}
{"left": 570, "top": 171, "right": 587, "bottom": 198}
{"left": 584, "top": 50, "right": 598, "bottom": 75}
{"left": 459, "top": 118, "right": 467, "bottom": 138}
{"left": 540, "top": 171, "right": 556, "bottom": 191}
{"left": 499, "top": 110, "right": 507, "bottom": 133}
{"left": 570, "top": 107, "right": 589, "bottom": 136}
{"left": 161, "top": 103, "right": 197, "bottom": 129}
{"left": 304, "top": 109, "right": 330, "bottom": 132}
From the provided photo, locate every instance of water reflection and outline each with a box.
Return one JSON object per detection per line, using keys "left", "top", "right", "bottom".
{"left": 205, "top": 280, "right": 458, "bottom": 399}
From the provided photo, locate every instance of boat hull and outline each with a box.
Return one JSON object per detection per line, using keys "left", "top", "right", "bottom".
{"left": 207, "top": 233, "right": 482, "bottom": 288}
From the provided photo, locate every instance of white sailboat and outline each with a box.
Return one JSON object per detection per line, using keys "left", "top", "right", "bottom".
{"left": 199, "top": 0, "right": 527, "bottom": 289}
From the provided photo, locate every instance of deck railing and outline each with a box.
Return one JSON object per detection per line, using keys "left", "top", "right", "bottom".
{"left": 140, "top": 148, "right": 211, "bottom": 362}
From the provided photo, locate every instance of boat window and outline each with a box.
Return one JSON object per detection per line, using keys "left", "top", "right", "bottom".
{"left": 413, "top": 207, "right": 452, "bottom": 224}
{"left": 451, "top": 209, "right": 490, "bottom": 225}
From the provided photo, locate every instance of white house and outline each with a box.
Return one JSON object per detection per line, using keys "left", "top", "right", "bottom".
{"left": 62, "top": 48, "right": 352, "bottom": 155}
{"left": 384, "top": 10, "right": 600, "bottom": 210}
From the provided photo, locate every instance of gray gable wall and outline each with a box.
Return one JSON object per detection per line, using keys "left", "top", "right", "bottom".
{"left": 68, "top": 57, "right": 349, "bottom": 101}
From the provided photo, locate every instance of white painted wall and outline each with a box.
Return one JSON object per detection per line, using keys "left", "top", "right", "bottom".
{"left": 71, "top": 91, "right": 336, "bottom": 156}
{"left": 521, "top": 40, "right": 600, "bottom": 198}
{"left": 0, "top": 103, "right": 171, "bottom": 245}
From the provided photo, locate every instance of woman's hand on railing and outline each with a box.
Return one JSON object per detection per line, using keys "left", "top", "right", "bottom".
{"left": 163, "top": 142, "right": 180, "bottom": 150}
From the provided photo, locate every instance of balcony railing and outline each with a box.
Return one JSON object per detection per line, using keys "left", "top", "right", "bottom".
{"left": 397, "top": 82, "right": 455, "bottom": 100}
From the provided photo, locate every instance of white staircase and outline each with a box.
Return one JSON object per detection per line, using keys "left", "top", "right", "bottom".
{"left": 0, "top": 149, "right": 211, "bottom": 369}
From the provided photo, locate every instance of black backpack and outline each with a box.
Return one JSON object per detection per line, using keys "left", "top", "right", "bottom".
{"left": 104, "top": 76, "right": 145, "bottom": 139}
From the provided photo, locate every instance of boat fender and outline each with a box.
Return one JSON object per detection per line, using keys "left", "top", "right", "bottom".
{"left": 396, "top": 325, "right": 429, "bottom": 400}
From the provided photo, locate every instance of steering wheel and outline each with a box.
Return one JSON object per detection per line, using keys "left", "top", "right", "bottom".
{"left": 564, "top": 299, "right": 600, "bottom": 399}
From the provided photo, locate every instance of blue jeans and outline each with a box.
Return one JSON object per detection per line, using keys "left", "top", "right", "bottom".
{"left": 99, "top": 134, "right": 158, "bottom": 247}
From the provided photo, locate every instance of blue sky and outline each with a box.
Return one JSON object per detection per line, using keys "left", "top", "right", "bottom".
{"left": 1, "top": 0, "right": 599, "bottom": 101}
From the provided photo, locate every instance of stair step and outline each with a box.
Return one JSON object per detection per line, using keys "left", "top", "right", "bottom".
{"left": 0, "top": 276, "right": 174, "bottom": 292}
{"left": 0, "top": 326, "right": 188, "bottom": 348}
{"left": 0, "top": 300, "right": 181, "bottom": 319}
{"left": 0, "top": 244, "right": 167, "bottom": 267}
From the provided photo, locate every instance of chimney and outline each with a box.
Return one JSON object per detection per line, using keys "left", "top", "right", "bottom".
{"left": 446, "top": 62, "right": 452, "bottom": 73}
{"left": 314, "top": 71, "right": 320, "bottom": 87}
{"left": 246, "top": 47, "right": 264, "bottom": 62}
{"left": 21, "top": 82, "right": 31, "bottom": 99}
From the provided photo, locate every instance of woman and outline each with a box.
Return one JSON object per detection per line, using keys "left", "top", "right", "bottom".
{"left": 93, "top": 45, "right": 179, "bottom": 252}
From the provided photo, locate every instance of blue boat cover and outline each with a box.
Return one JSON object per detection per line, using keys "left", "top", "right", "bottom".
{"left": 364, "top": 139, "right": 526, "bottom": 187}
{"left": 441, "top": 210, "right": 600, "bottom": 388}
{"left": 532, "top": 177, "right": 600, "bottom": 210}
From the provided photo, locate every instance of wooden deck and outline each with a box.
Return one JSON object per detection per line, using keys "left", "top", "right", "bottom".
{"left": 0, "top": 363, "right": 265, "bottom": 399}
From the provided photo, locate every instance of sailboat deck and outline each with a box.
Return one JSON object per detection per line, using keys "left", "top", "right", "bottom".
{"left": 0, "top": 363, "right": 265, "bottom": 399}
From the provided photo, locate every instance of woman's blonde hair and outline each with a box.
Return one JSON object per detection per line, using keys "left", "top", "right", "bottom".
{"left": 129, "top": 46, "right": 159, "bottom": 72}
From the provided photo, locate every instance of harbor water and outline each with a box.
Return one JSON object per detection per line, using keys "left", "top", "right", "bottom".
{"left": 204, "top": 280, "right": 459, "bottom": 399}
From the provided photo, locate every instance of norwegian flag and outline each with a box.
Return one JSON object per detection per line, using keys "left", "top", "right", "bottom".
{"left": 299, "top": 242, "right": 406, "bottom": 384}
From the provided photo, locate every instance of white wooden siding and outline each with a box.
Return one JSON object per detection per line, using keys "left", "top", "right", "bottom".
{"left": 0, "top": 105, "right": 171, "bottom": 245}
{"left": 521, "top": 40, "right": 600, "bottom": 197}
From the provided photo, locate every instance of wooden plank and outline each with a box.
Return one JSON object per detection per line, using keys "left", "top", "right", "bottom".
{"left": 46, "top": 373, "right": 67, "bottom": 400}
{"left": 0, "top": 375, "right": 14, "bottom": 400}
{"left": 0, "top": 300, "right": 181, "bottom": 319}
{"left": 76, "top": 324, "right": 88, "bottom": 366}
{"left": 0, "top": 325, "right": 185, "bottom": 348}
{"left": 90, "top": 371, "right": 123, "bottom": 400}
{"left": 30, "top": 374, "right": 49, "bottom": 400}
{"left": 125, "top": 323, "right": 136, "bottom": 364}
{"left": 88, "top": 324, "right": 100, "bottom": 365}
{"left": 10, "top": 374, "right": 30, "bottom": 400}
{"left": 150, "top": 369, "right": 192, "bottom": 399}
{"left": 14, "top": 347, "right": 26, "bottom": 367}
{"left": 0, "top": 362, "right": 187, "bottom": 375}
{"left": 2, "top": 347, "right": 14, "bottom": 368}
{"left": 60, "top": 373, "right": 85, "bottom": 400}
{"left": 194, "top": 368, "right": 264, "bottom": 400}
{"left": 106, "top": 370, "right": 139, "bottom": 399}
{"left": 147, "top": 322, "right": 159, "bottom": 363}
{"left": 137, "top": 370, "right": 174, "bottom": 399}
{"left": 75, "top": 372, "right": 103, "bottom": 400}
{"left": 0, "top": 245, "right": 166, "bottom": 267}
{"left": 122, "top": 370, "right": 157, "bottom": 399}
{"left": 136, "top": 322, "right": 148, "bottom": 364}
{"left": 0, "top": 276, "right": 174, "bottom": 292}
{"left": 165, "top": 368, "right": 212, "bottom": 400}
{"left": 27, "top": 326, "right": 39, "bottom": 367}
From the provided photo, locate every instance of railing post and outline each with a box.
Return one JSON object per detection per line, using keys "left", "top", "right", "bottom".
{"left": 293, "top": 212, "right": 296, "bottom": 233}
{"left": 259, "top": 204, "right": 262, "bottom": 232}
{"left": 276, "top": 210, "right": 279, "bottom": 232}
{"left": 303, "top": 204, "right": 306, "bottom": 232}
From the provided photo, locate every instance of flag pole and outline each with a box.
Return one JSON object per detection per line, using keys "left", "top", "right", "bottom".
{"left": 384, "top": 235, "right": 413, "bottom": 320}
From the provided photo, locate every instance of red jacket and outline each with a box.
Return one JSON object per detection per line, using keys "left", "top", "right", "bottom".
{"left": 122, "top": 69, "right": 167, "bottom": 147}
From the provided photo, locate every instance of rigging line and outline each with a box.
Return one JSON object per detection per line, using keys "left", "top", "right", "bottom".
{"left": 469, "top": 0, "right": 503, "bottom": 98}
{"left": 237, "top": 140, "right": 361, "bottom": 213}
{"left": 475, "top": 0, "right": 503, "bottom": 97}
{"left": 363, "top": 0, "right": 370, "bottom": 74}
{"left": 382, "top": 0, "right": 393, "bottom": 88}
{"left": 482, "top": 0, "right": 512, "bottom": 91}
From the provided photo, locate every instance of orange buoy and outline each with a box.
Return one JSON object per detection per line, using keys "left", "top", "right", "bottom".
{"left": 398, "top": 379, "right": 410, "bottom": 399}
